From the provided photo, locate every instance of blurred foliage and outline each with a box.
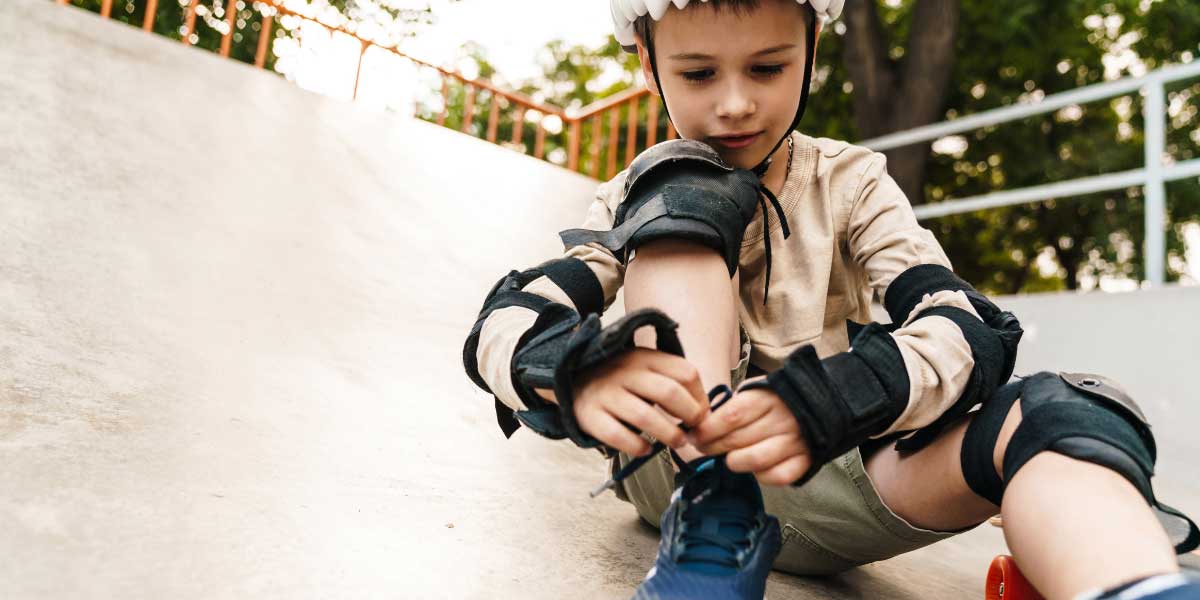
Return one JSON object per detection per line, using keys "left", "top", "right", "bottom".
{"left": 62, "top": 0, "right": 453, "bottom": 71}
{"left": 426, "top": 0, "right": 1200, "bottom": 294}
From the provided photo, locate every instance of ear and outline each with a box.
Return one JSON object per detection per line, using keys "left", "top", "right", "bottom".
{"left": 635, "top": 40, "right": 662, "bottom": 97}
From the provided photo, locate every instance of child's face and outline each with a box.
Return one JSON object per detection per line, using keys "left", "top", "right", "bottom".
{"left": 636, "top": 0, "right": 813, "bottom": 170}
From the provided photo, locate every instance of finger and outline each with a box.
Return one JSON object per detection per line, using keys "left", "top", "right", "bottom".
{"left": 621, "top": 370, "right": 705, "bottom": 430}
{"left": 725, "top": 433, "right": 807, "bottom": 474}
{"left": 754, "top": 454, "right": 813, "bottom": 487}
{"left": 578, "top": 409, "right": 651, "bottom": 457}
{"left": 643, "top": 355, "right": 709, "bottom": 423}
{"left": 689, "top": 389, "right": 773, "bottom": 445}
{"left": 609, "top": 391, "right": 688, "bottom": 449}
{"left": 694, "top": 410, "right": 794, "bottom": 456}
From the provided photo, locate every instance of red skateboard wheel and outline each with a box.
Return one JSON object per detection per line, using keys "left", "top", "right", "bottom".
{"left": 986, "top": 555, "right": 1044, "bottom": 600}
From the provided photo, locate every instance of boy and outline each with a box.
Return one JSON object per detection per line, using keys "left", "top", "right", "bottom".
{"left": 463, "top": 1, "right": 1199, "bottom": 598}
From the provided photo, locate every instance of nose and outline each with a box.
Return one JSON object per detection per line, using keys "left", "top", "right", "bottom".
{"left": 714, "top": 78, "right": 756, "bottom": 121}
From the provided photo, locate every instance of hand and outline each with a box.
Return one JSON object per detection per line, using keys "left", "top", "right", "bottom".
{"left": 572, "top": 348, "right": 710, "bottom": 457}
{"left": 688, "top": 376, "right": 813, "bottom": 486}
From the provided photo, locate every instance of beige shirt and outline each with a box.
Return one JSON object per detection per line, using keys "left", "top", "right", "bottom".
{"left": 475, "top": 132, "right": 981, "bottom": 438}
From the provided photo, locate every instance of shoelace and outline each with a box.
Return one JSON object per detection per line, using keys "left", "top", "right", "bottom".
{"left": 750, "top": 135, "right": 794, "bottom": 306}
{"left": 590, "top": 384, "right": 735, "bottom": 498}
{"left": 754, "top": 184, "right": 790, "bottom": 306}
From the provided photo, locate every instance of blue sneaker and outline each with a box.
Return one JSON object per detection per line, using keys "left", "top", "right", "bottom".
{"left": 632, "top": 455, "right": 781, "bottom": 600}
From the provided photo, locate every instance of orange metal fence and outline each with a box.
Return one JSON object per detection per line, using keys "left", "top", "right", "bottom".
{"left": 54, "top": 0, "right": 670, "bottom": 179}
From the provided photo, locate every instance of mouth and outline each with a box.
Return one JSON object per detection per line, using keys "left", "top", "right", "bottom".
{"left": 711, "top": 131, "right": 762, "bottom": 150}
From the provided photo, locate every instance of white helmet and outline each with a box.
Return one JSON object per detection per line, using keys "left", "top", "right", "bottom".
{"left": 610, "top": 0, "right": 844, "bottom": 47}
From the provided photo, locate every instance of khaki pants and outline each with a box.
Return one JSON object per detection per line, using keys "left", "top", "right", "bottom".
{"left": 610, "top": 326, "right": 967, "bottom": 575}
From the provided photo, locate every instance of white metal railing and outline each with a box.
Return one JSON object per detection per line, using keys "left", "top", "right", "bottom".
{"left": 860, "top": 60, "right": 1200, "bottom": 286}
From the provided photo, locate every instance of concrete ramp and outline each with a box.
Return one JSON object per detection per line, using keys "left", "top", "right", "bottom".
{"left": 1, "top": 1, "right": 1195, "bottom": 598}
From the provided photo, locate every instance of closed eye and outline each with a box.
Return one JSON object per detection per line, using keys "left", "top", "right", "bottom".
{"left": 753, "top": 64, "right": 785, "bottom": 76}
{"left": 680, "top": 64, "right": 786, "bottom": 83}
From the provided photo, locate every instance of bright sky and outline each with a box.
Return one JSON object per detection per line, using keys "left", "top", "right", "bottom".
{"left": 404, "top": 0, "right": 614, "bottom": 82}
{"left": 272, "top": 0, "right": 614, "bottom": 108}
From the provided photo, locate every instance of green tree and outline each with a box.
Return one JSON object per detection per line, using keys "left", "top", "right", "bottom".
{"left": 485, "top": 0, "right": 1200, "bottom": 294}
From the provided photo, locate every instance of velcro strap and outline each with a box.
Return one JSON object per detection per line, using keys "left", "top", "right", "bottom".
{"left": 1004, "top": 402, "right": 1155, "bottom": 495}
{"left": 884, "top": 264, "right": 974, "bottom": 326}
{"left": 552, "top": 309, "right": 684, "bottom": 446}
{"left": 537, "top": 257, "right": 605, "bottom": 317}
{"left": 915, "top": 305, "right": 1005, "bottom": 393}
{"left": 883, "top": 265, "right": 1023, "bottom": 380}
{"left": 512, "top": 303, "right": 583, "bottom": 394}
{"left": 848, "top": 323, "right": 910, "bottom": 409}
{"left": 509, "top": 307, "right": 683, "bottom": 449}
{"left": 894, "top": 305, "right": 1005, "bottom": 453}
{"left": 559, "top": 196, "right": 671, "bottom": 255}
{"left": 959, "top": 378, "right": 1024, "bottom": 505}
{"left": 481, "top": 289, "right": 555, "bottom": 317}
{"left": 747, "top": 339, "right": 906, "bottom": 486}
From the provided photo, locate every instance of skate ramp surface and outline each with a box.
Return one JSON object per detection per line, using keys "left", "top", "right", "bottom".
{"left": 2, "top": 1, "right": 1196, "bottom": 598}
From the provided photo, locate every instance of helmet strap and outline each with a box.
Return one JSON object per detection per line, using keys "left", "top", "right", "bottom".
{"left": 752, "top": 11, "right": 817, "bottom": 177}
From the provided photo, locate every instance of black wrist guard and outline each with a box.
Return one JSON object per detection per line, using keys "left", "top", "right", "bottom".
{"left": 739, "top": 323, "right": 909, "bottom": 486}
{"left": 512, "top": 307, "right": 684, "bottom": 449}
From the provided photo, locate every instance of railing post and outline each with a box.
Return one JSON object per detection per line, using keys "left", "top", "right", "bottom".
{"left": 1143, "top": 79, "right": 1167, "bottom": 286}
{"left": 100, "top": 0, "right": 112, "bottom": 18}
{"left": 142, "top": 0, "right": 159, "bottom": 31}
{"left": 589, "top": 116, "right": 602, "bottom": 179}
{"left": 625, "top": 97, "right": 639, "bottom": 167}
{"left": 254, "top": 13, "right": 274, "bottom": 68}
{"left": 352, "top": 40, "right": 368, "bottom": 100}
{"left": 645, "top": 99, "right": 659, "bottom": 147}
{"left": 511, "top": 106, "right": 526, "bottom": 148}
{"left": 666, "top": 120, "right": 677, "bottom": 140}
{"left": 568, "top": 119, "right": 581, "bottom": 172}
{"left": 534, "top": 117, "right": 546, "bottom": 159}
{"left": 485, "top": 94, "right": 501, "bottom": 143}
{"left": 182, "top": 0, "right": 198, "bottom": 45}
{"left": 219, "top": 0, "right": 238, "bottom": 57}
{"left": 607, "top": 108, "right": 620, "bottom": 178}
{"left": 437, "top": 77, "right": 450, "bottom": 127}
{"left": 461, "top": 85, "right": 478, "bottom": 134}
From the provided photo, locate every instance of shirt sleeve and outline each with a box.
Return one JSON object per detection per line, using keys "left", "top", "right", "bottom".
{"left": 472, "top": 173, "right": 628, "bottom": 411}
{"left": 844, "top": 153, "right": 984, "bottom": 437}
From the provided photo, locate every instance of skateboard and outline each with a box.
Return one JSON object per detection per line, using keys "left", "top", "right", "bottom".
{"left": 984, "top": 517, "right": 1043, "bottom": 600}
{"left": 986, "top": 554, "right": 1042, "bottom": 600}
{"left": 985, "top": 517, "right": 1200, "bottom": 599}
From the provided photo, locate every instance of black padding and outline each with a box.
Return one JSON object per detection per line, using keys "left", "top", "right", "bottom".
{"left": 849, "top": 323, "right": 911, "bottom": 410}
{"left": 959, "top": 377, "right": 1024, "bottom": 505}
{"left": 894, "top": 305, "right": 1007, "bottom": 453}
{"left": 495, "top": 398, "right": 521, "bottom": 438}
{"left": 988, "top": 372, "right": 1198, "bottom": 554}
{"left": 463, "top": 285, "right": 556, "bottom": 394}
{"left": 537, "top": 257, "right": 605, "bottom": 318}
{"left": 884, "top": 264, "right": 1024, "bottom": 385}
{"left": 511, "top": 308, "right": 686, "bottom": 449}
{"left": 884, "top": 264, "right": 973, "bottom": 325}
{"left": 742, "top": 323, "right": 909, "bottom": 487}
{"left": 1002, "top": 375, "right": 1155, "bottom": 496}
{"left": 462, "top": 263, "right": 599, "bottom": 439}
{"left": 558, "top": 139, "right": 761, "bottom": 276}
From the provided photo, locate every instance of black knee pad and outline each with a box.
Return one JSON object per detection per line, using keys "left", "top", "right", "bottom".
{"left": 559, "top": 139, "right": 761, "bottom": 276}
{"left": 960, "top": 372, "right": 1199, "bottom": 553}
